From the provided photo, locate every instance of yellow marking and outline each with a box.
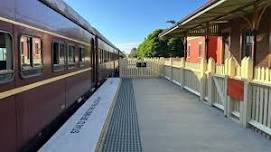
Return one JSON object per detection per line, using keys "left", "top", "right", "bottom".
{"left": 0, "top": 68, "right": 91, "bottom": 100}
{"left": 0, "top": 16, "right": 90, "bottom": 46}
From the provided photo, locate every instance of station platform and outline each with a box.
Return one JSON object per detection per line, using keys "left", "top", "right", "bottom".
{"left": 39, "top": 78, "right": 271, "bottom": 152}
{"left": 102, "top": 78, "right": 271, "bottom": 152}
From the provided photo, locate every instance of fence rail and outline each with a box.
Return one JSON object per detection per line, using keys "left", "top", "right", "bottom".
{"left": 119, "top": 58, "right": 162, "bottom": 78}
{"left": 119, "top": 57, "right": 271, "bottom": 137}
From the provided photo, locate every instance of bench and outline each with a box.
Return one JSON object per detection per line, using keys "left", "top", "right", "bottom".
{"left": 38, "top": 78, "right": 121, "bottom": 152}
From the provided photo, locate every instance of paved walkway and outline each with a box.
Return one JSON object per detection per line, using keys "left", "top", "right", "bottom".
{"left": 133, "top": 79, "right": 271, "bottom": 152}
{"left": 103, "top": 78, "right": 271, "bottom": 152}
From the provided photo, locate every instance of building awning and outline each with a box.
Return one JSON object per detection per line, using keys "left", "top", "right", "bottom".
{"left": 160, "top": 0, "right": 270, "bottom": 38}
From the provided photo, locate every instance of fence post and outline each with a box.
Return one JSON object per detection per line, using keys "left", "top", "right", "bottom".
{"left": 180, "top": 58, "right": 185, "bottom": 88}
{"left": 224, "top": 75, "right": 229, "bottom": 117}
{"left": 240, "top": 57, "right": 253, "bottom": 127}
{"left": 227, "top": 57, "right": 236, "bottom": 76}
{"left": 170, "top": 58, "right": 173, "bottom": 80}
{"left": 200, "top": 59, "right": 207, "bottom": 101}
{"left": 159, "top": 57, "right": 165, "bottom": 77}
{"left": 207, "top": 58, "right": 216, "bottom": 105}
{"left": 242, "top": 80, "right": 252, "bottom": 127}
{"left": 225, "top": 57, "right": 237, "bottom": 117}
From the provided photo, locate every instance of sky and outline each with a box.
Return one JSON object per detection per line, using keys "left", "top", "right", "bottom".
{"left": 64, "top": 0, "right": 208, "bottom": 54}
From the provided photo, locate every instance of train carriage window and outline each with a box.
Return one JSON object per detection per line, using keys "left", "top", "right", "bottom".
{"left": 68, "top": 45, "right": 76, "bottom": 69}
{"left": 0, "top": 32, "right": 13, "bottom": 83}
{"left": 20, "top": 35, "right": 42, "bottom": 78}
{"left": 98, "top": 49, "right": 101, "bottom": 64}
{"left": 79, "top": 47, "right": 85, "bottom": 67}
{"left": 107, "top": 51, "right": 109, "bottom": 62}
{"left": 104, "top": 50, "right": 107, "bottom": 62}
{"left": 102, "top": 50, "right": 104, "bottom": 63}
{"left": 52, "top": 41, "right": 65, "bottom": 72}
{"left": 102, "top": 49, "right": 104, "bottom": 63}
{"left": 104, "top": 51, "right": 107, "bottom": 62}
{"left": 103, "top": 50, "right": 105, "bottom": 63}
{"left": 99, "top": 49, "right": 103, "bottom": 64}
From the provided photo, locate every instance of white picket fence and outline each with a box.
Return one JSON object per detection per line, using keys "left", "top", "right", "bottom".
{"left": 249, "top": 82, "right": 271, "bottom": 134}
{"left": 119, "top": 57, "right": 271, "bottom": 137}
{"left": 119, "top": 58, "right": 162, "bottom": 78}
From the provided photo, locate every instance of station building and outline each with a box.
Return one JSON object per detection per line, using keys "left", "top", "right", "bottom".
{"left": 160, "top": 0, "right": 271, "bottom": 67}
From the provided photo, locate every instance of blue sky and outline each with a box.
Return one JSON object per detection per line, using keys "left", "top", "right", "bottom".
{"left": 64, "top": 0, "right": 208, "bottom": 53}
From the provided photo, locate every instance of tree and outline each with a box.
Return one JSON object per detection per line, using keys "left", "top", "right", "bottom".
{"left": 129, "top": 48, "right": 137, "bottom": 58}
{"left": 167, "top": 37, "right": 184, "bottom": 57}
{"left": 135, "top": 29, "right": 184, "bottom": 58}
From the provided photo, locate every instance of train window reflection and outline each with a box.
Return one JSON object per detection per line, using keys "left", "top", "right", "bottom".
{"left": 0, "top": 32, "right": 13, "bottom": 83}
{"left": 101, "top": 49, "right": 104, "bottom": 63}
{"left": 68, "top": 45, "right": 76, "bottom": 69}
{"left": 79, "top": 47, "right": 85, "bottom": 67}
{"left": 20, "top": 35, "right": 42, "bottom": 78}
{"left": 33, "top": 38, "right": 42, "bottom": 66}
{"left": 99, "top": 49, "right": 102, "bottom": 64}
{"left": 52, "top": 41, "right": 65, "bottom": 72}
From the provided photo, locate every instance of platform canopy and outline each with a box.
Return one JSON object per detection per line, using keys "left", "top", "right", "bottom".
{"left": 159, "top": 0, "right": 270, "bottom": 38}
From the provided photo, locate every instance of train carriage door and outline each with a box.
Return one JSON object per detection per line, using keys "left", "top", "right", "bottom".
{"left": 90, "top": 38, "right": 95, "bottom": 88}
{"left": 0, "top": 22, "right": 17, "bottom": 152}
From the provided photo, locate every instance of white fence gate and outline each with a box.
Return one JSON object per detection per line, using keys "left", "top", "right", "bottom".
{"left": 119, "top": 58, "right": 162, "bottom": 78}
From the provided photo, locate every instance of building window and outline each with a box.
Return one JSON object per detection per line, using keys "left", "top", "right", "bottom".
{"left": 68, "top": 45, "right": 76, "bottom": 69}
{"left": 20, "top": 35, "right": 42, "bottom": 78}
{"left": 79, "top": 47, "right": 85, "bottom": 67}
{"left": 198, "top": 43, "right": 203, "bottom": 58}
{"left": 187, "top": 45, "right": 191, "bottom": 57}
{"left": 242, "top": 31, "right": 254, "bottom": 58}
{"left": 52, "top": 41, "right": 65, "bottom": 72}
{"left": 0, "top": 32, "right": 13, "bottom": 83}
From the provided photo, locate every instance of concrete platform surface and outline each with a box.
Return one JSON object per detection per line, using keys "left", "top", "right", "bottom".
{"left": 133, "top": 79, "right": 271, "bottom": 152}
{"left": 39, "top": 78, "right": 121, "bottom": 152}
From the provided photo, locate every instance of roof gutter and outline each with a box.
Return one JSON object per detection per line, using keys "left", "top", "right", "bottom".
{"left": 160, "top": 0, "right": 226, "bottom": 38}
{"left": 160, "top": 25, "right": 179, "bottom": 37}
{"left": 181, "top": 0, "right": 226, "bottom": 25}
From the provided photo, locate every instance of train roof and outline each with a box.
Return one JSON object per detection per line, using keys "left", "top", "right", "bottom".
{"left": 39, "top": 0, "right": 121, "bottom": 52}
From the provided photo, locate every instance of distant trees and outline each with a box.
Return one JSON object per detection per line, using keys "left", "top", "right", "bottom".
{"left": 131, "top": 29, "right": 184, "bottom": 58}
{"left": 128, "top": 48, "right": 137, "bottom": 58}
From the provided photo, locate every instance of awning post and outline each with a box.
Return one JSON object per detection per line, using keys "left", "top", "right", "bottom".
{"left": 252, "top": 29, "right": 257, "bottom": 65}
{"left": 183, "top": 33, "right": 187, "bottom": 61}
{"left": 205, "top": 23, "right": 209, "bottom": 61}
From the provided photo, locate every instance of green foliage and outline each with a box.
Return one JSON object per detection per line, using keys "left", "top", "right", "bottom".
{"left": 128, "top": 48, "right": 137, "bottom": 58}
{"left": 134, "top": 29, "right": 184, "bottom": 58}
{"left": 167, "top": 37, "right": 184, "bottom": 57}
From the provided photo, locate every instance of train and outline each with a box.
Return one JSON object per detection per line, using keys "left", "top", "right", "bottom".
{"left": 0, "top": 0, "right": 125, "bottom": 151}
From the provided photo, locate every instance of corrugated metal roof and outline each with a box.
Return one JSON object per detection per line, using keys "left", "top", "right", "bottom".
{"left": 159, "top": 0, "right": 270, "bottom": 38}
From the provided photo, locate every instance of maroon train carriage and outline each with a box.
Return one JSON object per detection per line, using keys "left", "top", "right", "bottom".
{"left": 0, "top": 0, "right": 123, "bottom": 151}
